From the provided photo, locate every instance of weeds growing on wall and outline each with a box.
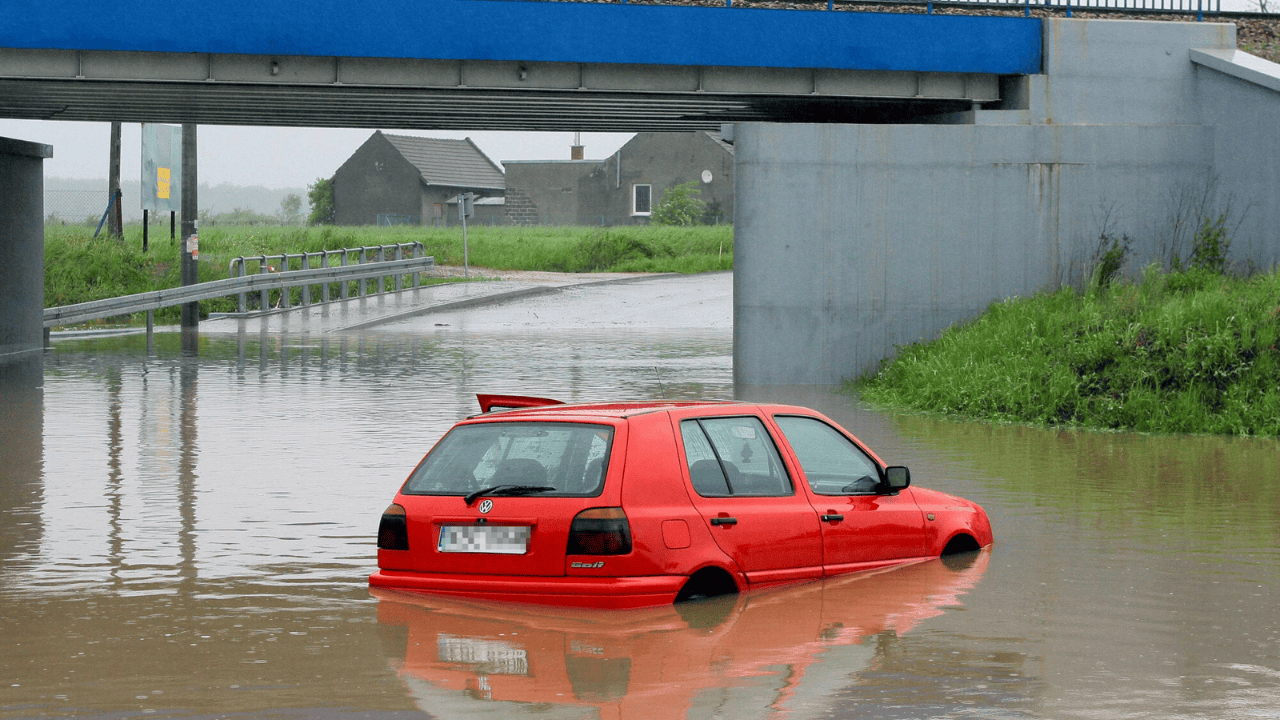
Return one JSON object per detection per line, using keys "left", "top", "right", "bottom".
{"left": 1189, "top": 213, "right": 1232, "bottom": 274}
{"left": 1091, "top": 232, "right": 1132, "bottom": 290}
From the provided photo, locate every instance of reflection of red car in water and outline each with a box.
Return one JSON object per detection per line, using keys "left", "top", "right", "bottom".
{"left": 371, "top": 395, "right": 993, "bottom": 608}
{"left": 375, "top": 552, "right": 989, "bottom": 720}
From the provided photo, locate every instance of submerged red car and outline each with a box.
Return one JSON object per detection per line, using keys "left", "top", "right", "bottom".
{"left": 369, "top": 394, "right": 992, "bottom": 609}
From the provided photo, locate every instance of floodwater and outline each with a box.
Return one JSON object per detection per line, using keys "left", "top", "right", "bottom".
{"left": 2, "top": 272, "right": 1278, "bottom": 720}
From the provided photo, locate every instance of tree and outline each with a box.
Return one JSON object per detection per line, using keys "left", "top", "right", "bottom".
{"left": 279, "top": 193, "right": 303, "bottom": 225}
{"left": 651, "top": 181, "right": 707, "bottom": 226}
{"left": 307, "top": 178, "right": 335, "bottom": 225}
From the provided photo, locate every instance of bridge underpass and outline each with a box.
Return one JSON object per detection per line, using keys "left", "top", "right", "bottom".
{"left": 4, "top": 0, "right": 1279, "bottom": 387}
{"left": 0, "top": 0, "right": 1038, "bottom": 376}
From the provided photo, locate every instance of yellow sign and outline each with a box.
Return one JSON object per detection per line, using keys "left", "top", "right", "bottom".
{"left": 157, "top": 167, "right": 171, "bottom": 199}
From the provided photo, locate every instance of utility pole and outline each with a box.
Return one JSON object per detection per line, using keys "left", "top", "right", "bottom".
{"left": 108, "top": 122, "right": 122, "bottom": 238}
{"left": 180, "top": 123, "right": 199, "bottom": 350}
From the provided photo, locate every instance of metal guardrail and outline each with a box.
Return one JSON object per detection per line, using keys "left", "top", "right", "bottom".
{"left": 44, "top": 253, "right": 435, "bottom": 328}
{"left": 881, "top": 0, "right": 1227, "bottom": 18}
{"left": 228, "top": 242, "right": 426, "bottom": 314}
{"left": 690, "top": 0, "right": 1264, "bottom": 17}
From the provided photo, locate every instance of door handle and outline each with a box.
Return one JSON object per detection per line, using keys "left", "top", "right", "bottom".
{"left": 710, "top": 517, "right": 738, "bottom": 526}
{"left": 821, "top": 513, "right": 844, "bottom": 522}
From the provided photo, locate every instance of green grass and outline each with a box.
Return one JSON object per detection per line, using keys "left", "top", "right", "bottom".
{"left": 850, "top": 264, "right": 1280, "bottom": 437}
{"left": 44, "top": 224, "right": 734, "bottom": 324}
{"left": 409, "top": 225, "right": 734, "bottom": 274}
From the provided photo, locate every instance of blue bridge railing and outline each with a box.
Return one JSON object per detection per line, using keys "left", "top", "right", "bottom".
{"left": 610, "top": 0, "right": 1258, "bottom": 18}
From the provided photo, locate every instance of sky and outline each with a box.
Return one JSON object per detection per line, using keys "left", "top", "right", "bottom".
{"left": 0, "top": 120, "right": 634, "bottom": 189}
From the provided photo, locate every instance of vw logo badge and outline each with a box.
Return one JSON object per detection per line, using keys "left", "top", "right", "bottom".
{"left": 478, "top": 499, "right": 493, "bottom": 514}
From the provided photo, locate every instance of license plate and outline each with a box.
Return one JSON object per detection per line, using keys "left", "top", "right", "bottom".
{"left": 438, "top": 525, "right": 530, "bottom": 554}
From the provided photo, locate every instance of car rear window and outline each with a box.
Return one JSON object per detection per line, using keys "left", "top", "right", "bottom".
{"left": 402, "top": 422, "right": 613, "bottom": 497}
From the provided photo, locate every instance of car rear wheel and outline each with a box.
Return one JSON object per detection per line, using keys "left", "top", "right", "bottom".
{"left": 674, "top": 567, "right": 739, "bottom": 603}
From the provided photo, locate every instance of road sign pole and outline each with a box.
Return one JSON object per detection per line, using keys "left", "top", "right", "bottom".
{"left": 180, "top": 123, "right": 199, "bottom": 348}
{"left": 461, "top": 194, "right": 470, "bottom": 279}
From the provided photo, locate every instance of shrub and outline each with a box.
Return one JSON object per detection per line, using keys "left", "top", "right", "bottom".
{"left": 651, "top": 181, "right": 706, "bottom": 226}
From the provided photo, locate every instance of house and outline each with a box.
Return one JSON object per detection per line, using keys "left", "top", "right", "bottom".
{"left": 331, "top": 132, "right": 505, "bottom": 226}
{"left": 502, "top": 131, "right": 734, "bottom": 226}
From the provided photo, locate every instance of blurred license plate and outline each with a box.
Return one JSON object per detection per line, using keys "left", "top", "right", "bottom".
{"left": 438, "top": 525, "right": 530, "bottom": 554}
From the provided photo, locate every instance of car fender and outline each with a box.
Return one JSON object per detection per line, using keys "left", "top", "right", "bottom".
{"left": 908, "top": 487, "right": 994, "bottom": 554}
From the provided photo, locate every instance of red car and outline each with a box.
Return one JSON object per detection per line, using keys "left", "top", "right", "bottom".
{"left": 370, "top": 394, "right": 992, "bottom": 609}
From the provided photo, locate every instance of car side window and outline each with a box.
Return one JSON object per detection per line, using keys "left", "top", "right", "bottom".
{"left": 680, "top": 417, "right": 792, "bottom": 497}
{"left": 773, "top": 415, "right": 882, "bottom": 495}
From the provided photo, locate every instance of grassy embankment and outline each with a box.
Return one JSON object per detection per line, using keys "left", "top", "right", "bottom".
{"left": 850, "top": 265, "right": 1280, "bottom": 437}
{"left": 45, "top": 224, "right": 734, "bottom": 325}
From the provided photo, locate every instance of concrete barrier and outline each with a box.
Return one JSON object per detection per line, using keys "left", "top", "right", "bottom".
{"left": 0, "top": 136, "right": 51, "bottom": 375}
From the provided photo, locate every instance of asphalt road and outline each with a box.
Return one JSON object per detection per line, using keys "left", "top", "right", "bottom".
{"left": 373, "top": 270, "right": 732, "bottom": 333}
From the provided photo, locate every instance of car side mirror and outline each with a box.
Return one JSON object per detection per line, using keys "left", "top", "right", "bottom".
{"left": 883, "top": 466, "right": 911, "bottom": 492}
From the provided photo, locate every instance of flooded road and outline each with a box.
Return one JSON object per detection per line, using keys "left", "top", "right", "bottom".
{"left": 2, "top": 272, "right": 1278, "bottom": 719}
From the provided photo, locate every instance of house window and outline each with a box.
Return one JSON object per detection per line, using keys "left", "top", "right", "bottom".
{"left": 632, "top": 184, "right": 652, "bottom": 216}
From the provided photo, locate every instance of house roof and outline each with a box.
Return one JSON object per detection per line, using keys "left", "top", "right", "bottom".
{"left": 380, "top": 132, "right": 505, "bottom": 191}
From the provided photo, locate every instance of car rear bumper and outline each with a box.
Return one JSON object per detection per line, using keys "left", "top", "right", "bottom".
{"left": 369, "top": 570, "right": 686, "bottom": 609}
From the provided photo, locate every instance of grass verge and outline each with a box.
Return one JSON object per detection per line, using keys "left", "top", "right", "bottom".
{"left": 849, "top": 265, "right": 1280, "bottom": 437}
{"left": 45, "top": 224, "right": 734, "bottom": 324}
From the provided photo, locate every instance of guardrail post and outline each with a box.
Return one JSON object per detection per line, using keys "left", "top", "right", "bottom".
{"left": 259, "top": 255, "right": 269, "bottom": 311}
{"left": 321, "top": 253, "right": 331, "bottom": 303}
{"left": 281, "top": 254, "right": 292, "bottom": 309}
{"left": 359, "top": 248, "right": 368, "bottom": 297}
{"left": 301, "top": 253, "right": 310, "bottom": 307}
{"left": 413, "top": 243, "right": 421, "bottom": 288}
{"left": 341, "top": 250, "right": 350, "bottom": 300}
{"left": 234, "top": 258, "right": 247, "bottom": 313}
{"left": 377, "top": 246, "right": 386, "bottom": 295}
{"left": 394, "top": 244, "right": 403, "bottom": 292}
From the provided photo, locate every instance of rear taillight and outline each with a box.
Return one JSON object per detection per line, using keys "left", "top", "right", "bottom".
{"left": 567, "top": 507, "right": 632, "bottom": 555}
{"left": 377, "top": 504, "right": 409, "bottom": 550}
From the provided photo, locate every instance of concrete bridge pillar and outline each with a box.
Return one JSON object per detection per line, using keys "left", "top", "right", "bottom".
{"left": 0, "top": 136, "right": 51, "bottom": 381}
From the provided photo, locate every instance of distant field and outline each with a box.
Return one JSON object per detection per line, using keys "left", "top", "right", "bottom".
{"left": 44, "top": 224, "right": 734, "bottom": 324}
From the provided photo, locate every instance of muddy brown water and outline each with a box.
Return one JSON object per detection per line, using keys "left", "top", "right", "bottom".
{"left": 2, "top": 275, "right": 1277, "bottom": 719}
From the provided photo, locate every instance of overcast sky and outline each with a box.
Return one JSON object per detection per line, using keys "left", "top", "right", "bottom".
{"left": 0, "top": 120, "right": 634, "bottom": 189}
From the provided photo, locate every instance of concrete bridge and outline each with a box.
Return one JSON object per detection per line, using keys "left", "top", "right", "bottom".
{"left": 2, "top": 1, "right": 1278, "bottom": 384}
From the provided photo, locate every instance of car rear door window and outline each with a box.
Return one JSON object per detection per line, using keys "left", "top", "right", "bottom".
{"left": 773, "top": 415, "right": 881, "bottom": 495}
{"left": 680, "top": 417, "right": 792, "bottom": 497}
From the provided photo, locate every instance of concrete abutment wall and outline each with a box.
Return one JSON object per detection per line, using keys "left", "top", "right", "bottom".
{"left": 0, "top": 136, "right": 51, "bottom": 379}
{"left": 734, "top": 18, "right": 1280, "bottom": 386}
